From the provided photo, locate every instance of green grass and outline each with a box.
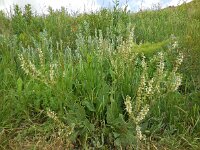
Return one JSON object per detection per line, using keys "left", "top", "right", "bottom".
{"left": 0, "top": 1, "right": 200, "bottom": 149}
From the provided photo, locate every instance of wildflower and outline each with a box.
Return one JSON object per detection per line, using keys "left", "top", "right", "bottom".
{"left": 173, "top": 52, "right": 183, "bottom": 72}
{"left": 135, "top": 104, "right": 149, "bottom": 124}
{"left": 141, "top": 54, "right": 146, "bottom": 69}
{"left": 157, "top": 52, "right": 164, "bottom": 75}
{"left": 170, "top": 73, "right": 182, "bottom": 91}
{"left": 136, "top": 125, "right": 143, "bottom": 140}
{"left": 47, "top": 108, "right": 59, "bottom": 121}
{"left": 19, "top": 54, "right": 29, "bottom": 75}
{"left": 136, "top": 125, "right": 146, "bottom": 140}
{"left": 146, "top": 78, "right": 154, "bottom": 96}
{"left": 37, "top": 48, "right": 45, "bottom": 69}
{"left": 174, "top": 74, "right": 182, "bottom": 91}
{"left": 172, "top": 41, "right": 178, "bottom": 49}
{"left": 49, "top": 63, "right": 54, "bottom": 82}
{"left": 135, "top": 73, "right": 146, "bottom": 112}
{"left": 28, "top": 60, "right": 41, "bottom": 77}
{"left": 47, "top": 108, "right": 74, "bottom": 137}
{"left": 125, "top": 95, "right": 132, "bottom": 115}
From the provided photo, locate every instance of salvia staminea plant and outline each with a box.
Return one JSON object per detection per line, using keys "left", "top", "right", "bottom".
{"left": 18, "top": 24, "right": 183, "bottom": 149}
{"left": 123, "top": 40, "right": 183, "bottom": 149}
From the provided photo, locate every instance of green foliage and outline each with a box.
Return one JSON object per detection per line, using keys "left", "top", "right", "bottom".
{"left": 0, "top": 11, "right": 10, "bottom": 34}
{"left": 0, "top": 2, "right": 199, "bottom": 149}
{"left": 132, "top": 40, "right": 169, "bottom": 55}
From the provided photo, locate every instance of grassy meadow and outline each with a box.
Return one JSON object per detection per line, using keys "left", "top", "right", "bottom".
{"left": 0, "top": 0, "right": 200, "bottom": 149}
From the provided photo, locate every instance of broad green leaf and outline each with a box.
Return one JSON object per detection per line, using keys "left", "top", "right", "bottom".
{"left": 82, "top": 100, "right": 95, "bottom": 112}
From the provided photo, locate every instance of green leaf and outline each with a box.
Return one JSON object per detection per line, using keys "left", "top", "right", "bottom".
{"left": 82, "top": 100, "right": 95, "bottom": 112}
{"left": 106, "top": 100, "right": 121, "bottom": 124}
{"left": 17, "top": 77, "right": 23, "bottom": 95}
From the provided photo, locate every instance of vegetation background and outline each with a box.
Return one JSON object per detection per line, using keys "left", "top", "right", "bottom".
{"left": 0, "top": 0, "right": 199, "bottom": 149}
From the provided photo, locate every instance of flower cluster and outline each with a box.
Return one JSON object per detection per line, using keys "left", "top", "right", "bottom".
{"left": 136, "top": 125, "right": 146, "bottom": 141}
{"left": 47, "top": 108, "right": 74, "bottom": 138}
{"left": 37, "top": 48, "right": 45, "bottom": 70}
{"left": 135, "top": 104, "right": 150, "bottom": 124}
{"left": 19, "top": 54, "right": 43, "bottom": 78}
{"left": 157, "top": 52, "right": 165, "bottom": 75}
{"left": 169, "top": 73, "right": 182, "bottom": 92}
{"left": 172, "top": 41, "right": 178, "bottom": 49}
{"left": 50, "top": 63, "right": 55, "bottom": 82}
{"left": 18, "top": 49, "right": 58, "bottom": 86}
{"left": 173, "top": 52, "right": 183, "bottom": 72}
{"left": 125, "top": 95, "right": 132, "bottom": 115}
{"left": 124, "top": 96, "right": 149, "bottom": 142}
{"left": 47, "top": 108, "right": 59, "bottom": 122}
{"left": 146, "top": 78, "right": 154, "bottom": 96}
{"left": 135, "top": 54, "right": 147, "bottom": 112}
